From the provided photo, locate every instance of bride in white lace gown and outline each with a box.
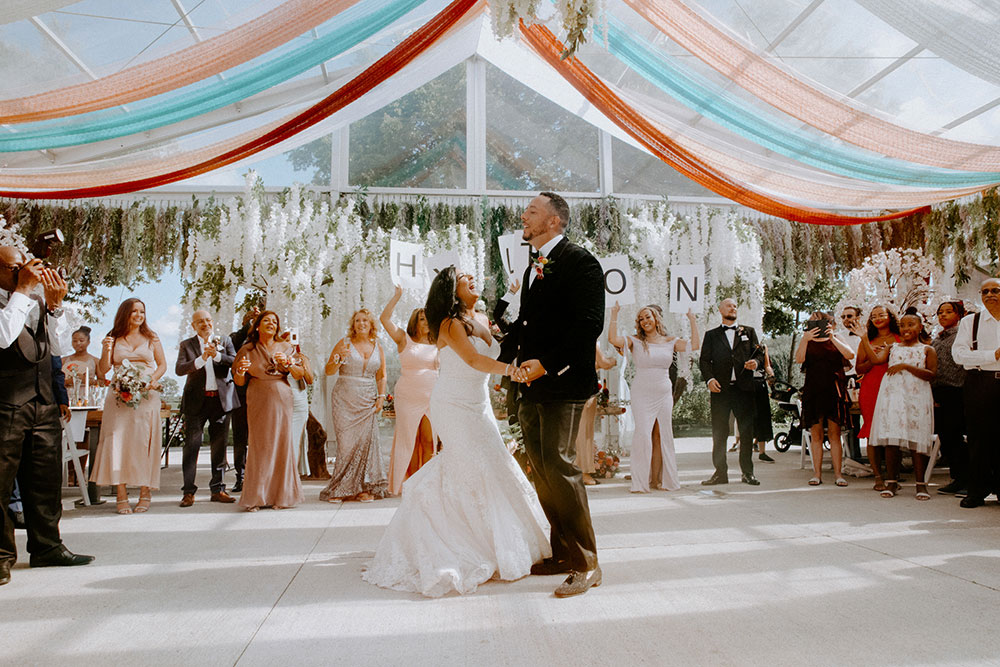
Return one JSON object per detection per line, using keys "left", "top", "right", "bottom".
{"left": 363, "top": 268, "right": 551, "bottom": 597}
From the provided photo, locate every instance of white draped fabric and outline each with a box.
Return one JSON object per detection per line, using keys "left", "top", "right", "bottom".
{"left": 2, "top": 1, "right": 78, "bottom": 26}
{"left": 856, "top": 0, "right": 1000, "bottom": 88}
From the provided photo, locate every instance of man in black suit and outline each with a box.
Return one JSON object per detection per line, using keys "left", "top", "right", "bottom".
{"left": 0, "top": 245, "right": 94, "bottom": 586}
{"left": 503, "top": 192, "right": 605, "bottom": 598}
{"left": 175, "top": 309, "right": 239, "bottom": 507}
{"left": 227, "top": 305, "right": 260, "bottom": 493}
{"left": 699, "top": 298, "right": 765, "bottom": 486}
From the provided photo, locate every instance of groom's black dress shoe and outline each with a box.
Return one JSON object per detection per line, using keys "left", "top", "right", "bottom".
{"left": 0, "top": 560, "right": 11, "bottom": 586}
{"left": 554, "top": 566, "right": 602, "bottom": 598}
{"left": 701, "top": 474, "right": 728, "bottom": 486}
{"left": 29, "top": 546, "right": 95, "bottom": 568}
{"left": 741, "top": 474, "right": 760, "bottom": 486}
{"left": 960, "top": 497, "right": 985, "bottom": 508}
{"left": 530, "top": 558, "right": 573, "bottom": 575}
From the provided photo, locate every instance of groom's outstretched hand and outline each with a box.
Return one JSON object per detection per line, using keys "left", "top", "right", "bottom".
{"left": 518, "top": 359, "right": 546, "bottom": 385}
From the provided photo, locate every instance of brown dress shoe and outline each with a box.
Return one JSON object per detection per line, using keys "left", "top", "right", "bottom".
{"left": 211, "top": 491, "right": 236, "bottom": 503}
{"left": 554, "top": 566, "right": 602, "bottom": 598}
{"left": 179, "top": 493, "right": 195, "bottom": 507}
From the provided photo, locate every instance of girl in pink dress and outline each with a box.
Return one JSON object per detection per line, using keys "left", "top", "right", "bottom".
{"left": 90, "top": 299, "right": 167, "bottom": 514}
{"left": 380, "top": 285, "right": 439, "bottom": 495}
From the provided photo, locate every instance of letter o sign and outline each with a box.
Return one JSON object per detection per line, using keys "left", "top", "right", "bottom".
{"left": 604, "top": 268, "right": 627, "bottom": 295}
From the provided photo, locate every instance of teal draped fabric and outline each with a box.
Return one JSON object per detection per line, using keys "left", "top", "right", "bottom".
{"left": 0, "top": 0, "right": 427, "bottom": 152}
{"left": 602, "top": 16, "right": 1000, "bottom": 187}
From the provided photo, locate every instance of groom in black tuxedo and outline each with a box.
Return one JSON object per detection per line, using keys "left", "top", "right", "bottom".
{"left": 175, "top": 309, "right": 239, "bottom": 507}
{"left": 503, "top": 192, "right": 605, "bottom": 598}
{"left": 699, "top": 298, "right": 764, "bottom": 486}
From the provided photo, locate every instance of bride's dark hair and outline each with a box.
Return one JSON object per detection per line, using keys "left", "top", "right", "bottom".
{"left": 425, "top": 266, "right": 473, "bottom": 344}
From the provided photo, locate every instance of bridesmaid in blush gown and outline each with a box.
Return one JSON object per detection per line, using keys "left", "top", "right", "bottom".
{"left": 90, "top": 298, "right": 167, "bottom": 514}
{"left": 380, "top": 285, "right": 439, "bottom": 496}
{"left": 363, "top": 267, "right": 549, "bottom": 597}
{"left": 609, "top": 303, "right": 699, "bottom": 493}
{"left": 321, "top": 308, "right": 389, "bottom": 502}
{"left": 850, "top": 304, "right": 900, "bottom": 492}
{"left": 232, "top": 311, "right": 305, "bottom": 511}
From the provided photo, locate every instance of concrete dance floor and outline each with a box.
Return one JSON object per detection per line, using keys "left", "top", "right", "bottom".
{"left": 4, "top": 437, "right": 1000, "bottom": 666}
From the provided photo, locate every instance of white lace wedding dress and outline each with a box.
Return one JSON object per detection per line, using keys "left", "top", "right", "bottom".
{"left": 363, "top": 335, "right": 551, "bottom": 597}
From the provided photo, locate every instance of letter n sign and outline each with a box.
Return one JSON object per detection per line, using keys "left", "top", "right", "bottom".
{"left": 670, "top": 264, "right": 704, "bottom": 313}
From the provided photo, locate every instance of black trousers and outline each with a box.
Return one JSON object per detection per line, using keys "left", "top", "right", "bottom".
{"left": 963, "top": 373, "right": 1000, "bottom": 501}
{"left": 0, "top": 400, "right": 63, "bottom": 563}
{"left": 710, "top": 385, "right": 755, "bottom": 477}
{"left": 933, "top": 385, "right": 968, "bottom": 487}
{"left": 231, "top": 388, "right": 248, "bottom": 481}
{"left": 181, "top": 396, "right": 231, "bottom": 495}
{"left": 518, "top": 399, "right": 597, "bottom": 572}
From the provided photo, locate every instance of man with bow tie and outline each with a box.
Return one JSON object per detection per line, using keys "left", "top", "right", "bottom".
{"left": 699, "top": 298, "right": 765, "bottom": 486}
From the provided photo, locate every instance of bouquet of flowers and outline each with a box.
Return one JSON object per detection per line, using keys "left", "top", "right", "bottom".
{"left": 593, "top": 449, "right": 620, "bottom": 479}
{"left": 382, "top": 393, "right": 395, "bottom": 415}
{"left": 110, "top": 359, "right": 150, "bottom": 409}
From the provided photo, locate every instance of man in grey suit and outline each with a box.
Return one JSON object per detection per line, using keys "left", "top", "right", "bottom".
{"left": 175, "top": 310, "right": 239, "bottom": 507}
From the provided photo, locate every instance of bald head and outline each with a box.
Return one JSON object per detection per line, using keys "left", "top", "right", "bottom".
{"left": 0, "top": 245, "right": 26, "bottom": 292}
{"left": 191, "top": 309, "right": 214, "bottom": 338}
{"left": 718, "top": 298, "right": 738, "bottom": 324}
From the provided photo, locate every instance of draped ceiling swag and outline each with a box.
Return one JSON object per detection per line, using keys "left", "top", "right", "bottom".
{"left": 1, "top": 0, "right": 999, "bottom": 225}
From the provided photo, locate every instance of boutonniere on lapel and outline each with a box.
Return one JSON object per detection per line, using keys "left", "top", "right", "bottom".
{"left": 532, "top": 256, "right": 554, "bottom": 280}
{"left": 737, "top": 326, "right": 749, "bottom": 342}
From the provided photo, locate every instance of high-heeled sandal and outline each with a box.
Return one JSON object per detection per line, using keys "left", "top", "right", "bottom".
{"left": 116, "top": 498, "right": 133, "bottom": 514}
{"left": 880, "top": 481, "right": 898, "bottom": 498}
{"left": 134, "top": 494, "right": 151, "bottom": 513}
{"left": 873, "top": 479, "right": 887, "bottom": 492}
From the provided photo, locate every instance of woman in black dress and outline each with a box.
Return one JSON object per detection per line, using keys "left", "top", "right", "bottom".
{"left": 794, "top": 311, "right": 856, "bottom": 487}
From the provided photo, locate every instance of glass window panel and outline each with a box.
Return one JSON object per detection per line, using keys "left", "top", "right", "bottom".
{"left": 941, "top": 103, "right": 1000, "bottom": 146}
{"left": 612, "top": 137, "right": 716, "bottom": 197}
{"left": 486, "top": 62, "right": 599, "bottom": 192}
{"left": 692, "top": 0, "right": 813, "bottom": 50}
{"left": 0, "top": 21, "right": 89, "bottom": 96}
{"left": 771, "top": 0, "right": 918, "bottom": 95}
{"left": 854, "top": 55, "right": 1000, "bottom": 132}
{"left": 349, "top": 63, "right": 466, "bottom": 188}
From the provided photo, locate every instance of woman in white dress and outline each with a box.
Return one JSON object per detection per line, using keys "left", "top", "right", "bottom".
{"left": 363, "top": 267, "right": 551, "bottom": 597}
{"left": 609, "top": 303, "right": 698, "bottom": 493}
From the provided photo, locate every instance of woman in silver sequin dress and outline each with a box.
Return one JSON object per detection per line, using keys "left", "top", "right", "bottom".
{"left": 320, "top": 309, "right": 388, "bottom": 502}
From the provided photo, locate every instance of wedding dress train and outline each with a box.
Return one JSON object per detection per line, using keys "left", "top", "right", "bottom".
{"left": 363, "top": 336, "right": 551, "bottom": 597}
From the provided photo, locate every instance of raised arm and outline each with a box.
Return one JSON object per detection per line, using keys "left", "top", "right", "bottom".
{"left": 607, "top": 302, "right": 628, "bottom": 352}
{"left": 380, "top": 285, "right": 407, "bottom": 350}
{"left": 97, "top": 335, "right": 114, "bottom": 377}
{"left": 595, "top": 343, "right": 617, "bottom": 370}
{"left": 149, "top": 337, "right": 167, "bottom": 386}
{"left": 675, "top": 310, "right": 700, "bottom": 352}
{"left": 232, "top": 350, "right": 251, "bottom": 386}
{"left": 829, "top": 334, "right": 856, "bottom": 361}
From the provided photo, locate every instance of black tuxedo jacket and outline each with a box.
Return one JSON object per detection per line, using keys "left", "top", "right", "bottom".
{"left": 499, "top": 237, "right": 604, "bottom": 402}
{"left": 175, "top": 334, "right": 239, "bottom": 414}
{"left": 698, "top": 324, "right": 764, "bottom": 392}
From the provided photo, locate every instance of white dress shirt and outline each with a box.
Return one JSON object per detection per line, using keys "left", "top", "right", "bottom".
{"left": 192, "top": 335, "right": 222, "bottom": 391}
{"left": 0, "top": 287, "right": 71, "bottom": 356}
{"left": 952, "top": 309, "right": 1000, "bottom": 371}
{"left": 527, "top": 234, "right": 564, "bottom": 288}
{"left": 838, "top": 329, "right": 861, "bottom": 376}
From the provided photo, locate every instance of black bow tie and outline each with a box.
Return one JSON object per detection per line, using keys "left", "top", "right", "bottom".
{"left": 723, "top": 325, "right": 737, "bottom": 331}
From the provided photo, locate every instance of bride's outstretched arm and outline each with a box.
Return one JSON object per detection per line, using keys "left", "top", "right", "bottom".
{"left": 441, "top": 318, "right": 515, "bottom": 378}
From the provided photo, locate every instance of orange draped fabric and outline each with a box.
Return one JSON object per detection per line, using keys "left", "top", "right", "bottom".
{"left": 623, "top": 0, "right": 1000, "bottom": 173}
{"left": 0, "top": 0, "right": 362, "bottom": 123}
{"left": 519, "top": 22, "right": 931, "bottom": 226}
{"left": 0, "top": 0, "right": 481, "bottom": 200}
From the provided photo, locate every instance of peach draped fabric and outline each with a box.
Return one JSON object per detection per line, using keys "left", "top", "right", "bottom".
{"left": 0, "top": 0, "right": 481, "bottom": 200}
{"left": 623, "top": 0, "right": 1000, "bottom": 173}
{"left": 519, "top": 22, "right": 930, "bottom": 226}
{"left": 0, "top": 0, "right": 362, "bottom": 123}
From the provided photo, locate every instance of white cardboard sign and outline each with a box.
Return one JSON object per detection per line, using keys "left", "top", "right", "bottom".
{"left": 669, "top": 264, "right": 704, "bottom": 313}
{"left": 497, "top": 231, "right": 532, "bottom": 284}
{"left": 389, "top": 239, "right": 425, "bottom": 289}
{"left": 599, "top": 255, "right": 635, "bottom": 308}
{"left": 425, "top": 249, "right": 459, "bottom": 281}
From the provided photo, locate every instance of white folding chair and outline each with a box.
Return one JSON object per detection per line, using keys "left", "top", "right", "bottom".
{"left": 924, "top": 435, "right": 942, "bottom": 484}
{"left": 61, "top": 420, "right": 90, "bottom": 506}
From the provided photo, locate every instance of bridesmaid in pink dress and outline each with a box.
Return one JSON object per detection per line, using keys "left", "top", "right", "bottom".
{"left": 380, "top": 285, "right": 439, "bottom": 495}
{"left": 232, "top": 311, "right": 306, "bottom": 511}
{"left": 90, "top": 298, "right": 167, "bottom": 514}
